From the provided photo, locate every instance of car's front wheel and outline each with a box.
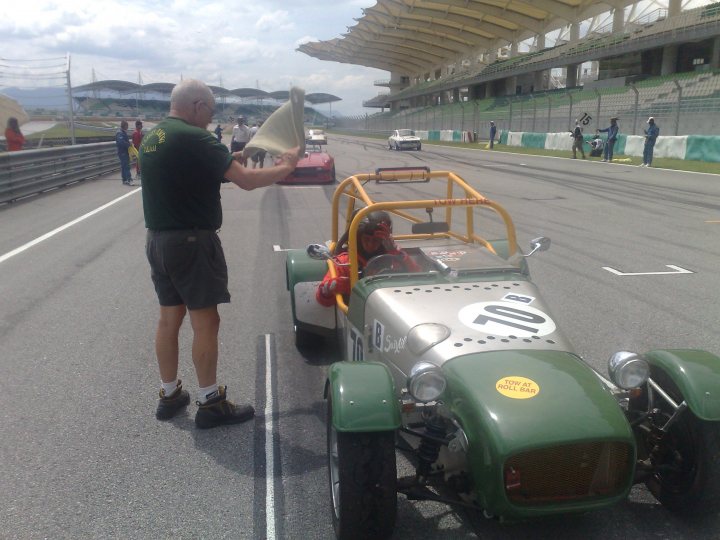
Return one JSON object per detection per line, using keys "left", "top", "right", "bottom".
{"left": 327, "top": 393, "right": 397, "bottom": 539}
{"left": 632, "top": 367, "right": 720, "bottom": 516}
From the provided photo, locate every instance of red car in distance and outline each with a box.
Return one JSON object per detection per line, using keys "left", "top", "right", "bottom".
{"left": 279, "top": 144, "right": 336, "bottom": 185}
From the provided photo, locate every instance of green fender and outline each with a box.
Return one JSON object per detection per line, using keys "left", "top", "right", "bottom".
{"left": 285, "top": 248, "right": 335, "bottom": 335}
{"left": 645, "top": 349, "right": 720, "bottom": 420}
{"left": 326, "top": 361, "right": 401, "bottom": 432}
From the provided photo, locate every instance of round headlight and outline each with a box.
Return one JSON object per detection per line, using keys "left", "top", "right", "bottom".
{"left": 407, "top": 362, "right": 446, "bottom": 402}
{"left": 608, "top": 351, "right": 649, "bottom": 389}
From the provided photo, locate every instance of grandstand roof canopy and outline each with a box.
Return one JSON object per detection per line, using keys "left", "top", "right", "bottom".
{"left": 298, "top": 0, "right": 636, "bottom": 74}
{"left": 72, "top": 81, "right": 341, "bottom": 104}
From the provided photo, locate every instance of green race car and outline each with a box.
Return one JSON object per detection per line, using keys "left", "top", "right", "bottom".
{"left": 285, "top": 167, "right": 720, "bottom": 539}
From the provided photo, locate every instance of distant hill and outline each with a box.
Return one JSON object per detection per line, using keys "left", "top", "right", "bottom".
{"left": 0, "top": 87, "right": 68, "bottom": 110}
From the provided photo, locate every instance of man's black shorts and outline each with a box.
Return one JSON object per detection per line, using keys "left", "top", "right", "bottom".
{"left": 146, "top": 229, "right": 230, "bottom": 310}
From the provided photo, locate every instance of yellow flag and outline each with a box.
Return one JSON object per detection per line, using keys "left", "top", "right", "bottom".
{"left": 128, "top": 144, "right": 139, "bottom": 160}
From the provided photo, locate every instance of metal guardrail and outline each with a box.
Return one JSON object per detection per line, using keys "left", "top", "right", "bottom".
{"left": 0, "top": 143, "right": 119, "bottom": 204}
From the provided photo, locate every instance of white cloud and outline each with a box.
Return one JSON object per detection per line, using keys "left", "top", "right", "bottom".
{"left": 255, "top": 10, "right": 295, "bottom": 32}
{"left": 0, "top": 0, "right": 379, "bottom": 114}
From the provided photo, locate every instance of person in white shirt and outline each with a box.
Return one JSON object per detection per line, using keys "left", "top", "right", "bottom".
{"left": 231, "top": 117, "right": 251, "bottom": 152}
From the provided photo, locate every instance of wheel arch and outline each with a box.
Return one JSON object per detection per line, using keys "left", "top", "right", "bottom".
{"left": 645, "top": 349, "right": 720, "bottom": 421}
{"left": 326, "top": 361, "right": 401, "bottom": 432}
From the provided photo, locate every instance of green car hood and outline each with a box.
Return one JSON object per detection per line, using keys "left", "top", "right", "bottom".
{"left": 443, "top": 350, "right": 635, "bottom": 515}
{"left": 444, "top": 349, "right": 633, "bottom": 454}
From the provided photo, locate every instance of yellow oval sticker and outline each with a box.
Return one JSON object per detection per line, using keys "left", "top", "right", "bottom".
{"left": 496, "top": 376, "right": 540, "bottom": 399}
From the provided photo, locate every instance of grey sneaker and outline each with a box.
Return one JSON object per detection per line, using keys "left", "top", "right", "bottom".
{"left": 156, "top": 380, "right": 190, "bottom": 420}
{"left": 195, "top": 386, "right": 255, "bottom": 429}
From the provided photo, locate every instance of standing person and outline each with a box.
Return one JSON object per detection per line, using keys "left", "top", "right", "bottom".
{"left": 214, "top": 123, "right": 223, "bottom": 142}
{"left": 140, "top": 79, "right": 299, "bottom": 428}
{"left": 489, "top": 121, "right": 497, "bottom": 149}
{"left": 249, "top": 121, "right": 266, "bottom": 169}
{"left": 642, "top": 117, "right": 660, "bottom": 167}
{"left": 231, "top": 116, "right": 251, "bottom": 153}
{"left": 598, "top": 117, "right": 619, "bottom": 162}
{"left": 571, "top": 121, "right": 586, "bottom": 159}
{"left": 115, "top": 120, "right": 133, "bottom": 185}
{"left": 4, "top": 117, "right": 26, "bottom": 151}
{"left": 132, "top": 120, "right": 144, "bottom": 182}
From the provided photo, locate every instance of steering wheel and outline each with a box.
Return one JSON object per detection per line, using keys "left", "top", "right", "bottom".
{"left": 363, "top": 254, "right": 408, "bottom": 277}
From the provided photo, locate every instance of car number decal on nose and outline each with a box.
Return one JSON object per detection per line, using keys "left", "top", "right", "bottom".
{"left": 496, "top": 376, "right": 540, "bottom": 399}
{"left": 458, "top": 301, "right": 556, "bottom": 337}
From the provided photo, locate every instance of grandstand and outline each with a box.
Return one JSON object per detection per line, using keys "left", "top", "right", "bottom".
{"left": 299, "top": 0, "right": 720, "bottom": 137}
{"left": 71, "top": 83, "right": 340, "bottom": 125}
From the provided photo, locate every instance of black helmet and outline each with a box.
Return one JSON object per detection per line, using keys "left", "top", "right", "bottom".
{"left": 333, "top": 210, "right": 393, "bottom": 256}
{"left": 357, "top": 211, "right": 392, "bottom": 236}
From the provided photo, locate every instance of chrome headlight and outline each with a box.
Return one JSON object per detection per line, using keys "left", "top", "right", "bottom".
{"left": 407, "top": 323, "right": 451, "bottom": 356}
{"left": 407, "top": 362, "right": 446, "bottom": 402}
{"left": 608, "top": 351, "right": 650, "bottom": 389}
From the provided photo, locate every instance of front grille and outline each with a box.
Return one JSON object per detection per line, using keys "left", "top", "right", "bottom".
{"left": 504, "top": 441, "right": 632, "bottom": 505}
{"left": 293, "top": 167, "right": 325, "bottom": 177}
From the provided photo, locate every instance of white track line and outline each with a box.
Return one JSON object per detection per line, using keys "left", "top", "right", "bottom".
{"left": 0, "top": 188, "right": 141, "bottom": 265}
{"left": 265, "top": 333, "right": 276, "bottom": 539}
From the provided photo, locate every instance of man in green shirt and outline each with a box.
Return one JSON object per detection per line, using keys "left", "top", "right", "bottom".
{"left": 141, "top": 79, "right": 299, "bottom": 428}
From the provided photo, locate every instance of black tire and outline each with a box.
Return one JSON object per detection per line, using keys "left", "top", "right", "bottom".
{"left": 636, "top": 367, "right": 720, "bottom": 515}
{"left": 295, "top": 326, "right": 323, "bottom": 350}
{"left": 395, "top": 143, "right": 400, "bottom": 151}
{"left": 388, "top": 142, "right": 393, "bottom": 150}
{"left": 330, "top": 166, "right": 336, "bottom": 183}
{"left": 327, "top": 393, "right": 397, "bottom": 540}
{"left": 417, "top": 143, "right": 422, "bottom": 151}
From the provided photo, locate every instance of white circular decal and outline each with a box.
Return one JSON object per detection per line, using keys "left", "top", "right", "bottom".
{"left": 458, "top": 301, "right": 556, "bottom": 337}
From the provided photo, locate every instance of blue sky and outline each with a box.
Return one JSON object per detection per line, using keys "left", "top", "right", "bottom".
{"left": 0, "top": 0, "right": 381, "bottom": 116}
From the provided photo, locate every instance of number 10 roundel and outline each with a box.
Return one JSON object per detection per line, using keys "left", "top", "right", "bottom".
{"left": 458, "top": 301, "right": 556, "bottom": 338}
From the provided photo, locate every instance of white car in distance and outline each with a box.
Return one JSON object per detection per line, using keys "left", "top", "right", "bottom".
{"left": 388, "top": 129, "right": 422, "bottom": 151}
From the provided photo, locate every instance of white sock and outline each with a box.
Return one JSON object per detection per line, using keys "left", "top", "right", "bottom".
{"left": 198, "top": 384, "right": 219, "bottom": 404}
{"left": 161, "top": 379, "right": 179, "bottom": 396}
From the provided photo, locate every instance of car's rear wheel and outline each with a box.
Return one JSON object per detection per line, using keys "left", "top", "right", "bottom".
{"left": 330, "top": 166, "right": 336, "bottom": 183}
{"left": 632, "top": 367, "right": 720, "bottom": 516}
{"left": 327, "top": 393, "right": 397, "bottom": 539}
{"left": 417, "top": 143, "right": 422, "bottom": 151}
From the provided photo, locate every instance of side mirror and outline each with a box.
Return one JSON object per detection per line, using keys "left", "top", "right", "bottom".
{"left": 524, "top": 237, "right": 551, "bottom": 257}
{"left": 307, "top": 244, "right": 331, "bottom": 260}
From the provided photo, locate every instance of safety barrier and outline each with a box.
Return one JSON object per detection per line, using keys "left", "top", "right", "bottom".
{"left": 501, "top": 130, "right": 720, "bottom": 162}
{"left": 0, "top": 142, "right": 119, "bottom": 204}
{"left": 414, "top": 129, "right": 477, "bottom": 142}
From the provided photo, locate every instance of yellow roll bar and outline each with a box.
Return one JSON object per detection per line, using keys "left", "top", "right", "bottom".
{"left": 327, "top": 169, "right": 518, "bottom": 314}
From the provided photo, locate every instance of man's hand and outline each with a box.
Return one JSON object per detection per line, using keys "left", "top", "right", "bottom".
{"left": 319, "top": 276, "right": 349, "bottom": 298}
{"left": 275, "top": 146, "right": 300, "bottom": 170}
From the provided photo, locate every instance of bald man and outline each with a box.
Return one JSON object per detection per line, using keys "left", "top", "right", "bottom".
{"left": 140, "top": 79, "right": 299, "bottom": 428}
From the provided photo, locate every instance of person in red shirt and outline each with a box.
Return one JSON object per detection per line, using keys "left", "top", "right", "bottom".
{"left": 316, "top": 211, "right": 420, "bottom": 307}
{"left": 132, "top": 120, "right": 144, "bottom": 180}
{"left": 5, "top": 117, "right": 25, "bottom": 151}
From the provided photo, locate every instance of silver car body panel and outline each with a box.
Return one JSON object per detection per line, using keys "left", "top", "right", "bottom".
{"left": 359, "top": 279, "right": 575, "bottom": 387}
